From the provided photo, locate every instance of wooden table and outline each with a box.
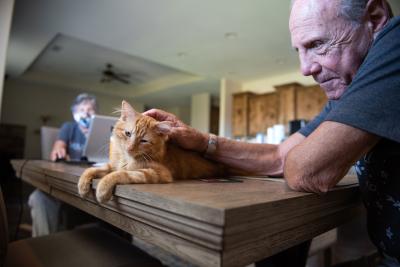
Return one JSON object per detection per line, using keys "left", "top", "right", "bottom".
{"left": 11, "top": 159, "right": 361, "bottom": 267}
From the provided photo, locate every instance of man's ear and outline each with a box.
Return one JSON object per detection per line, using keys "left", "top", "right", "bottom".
{"left": 155, "top": 121, "right": 172, "bottom": 135}
{"left": 365, "top": 0, "right": 391, "bottom": 35}
{"left": 121, "top": 100, "right": 140, "bottom": 121}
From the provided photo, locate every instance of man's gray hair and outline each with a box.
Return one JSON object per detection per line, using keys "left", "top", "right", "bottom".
{"left": 71, "top": 93, "right": 98, "bottom": 113}
{"left": 291, "top": 0, "right": 392, "bottom": 25}
{"left": 338, "top": 0, "right": 368, "bottom": 25}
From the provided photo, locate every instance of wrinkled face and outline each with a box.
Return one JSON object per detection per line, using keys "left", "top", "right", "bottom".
{"left": 289, "top": 0, "right": 373, "bottom": 99}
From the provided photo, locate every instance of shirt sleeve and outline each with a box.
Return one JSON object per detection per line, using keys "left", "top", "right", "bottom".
{"left": 298, "top": 101, "right": 334, "bottom": 137}
{"left": 58, "top": 122, "right": 72, "bottom": 143}
{"left": 326, "top": 17, "right": 400, "bottom": 143}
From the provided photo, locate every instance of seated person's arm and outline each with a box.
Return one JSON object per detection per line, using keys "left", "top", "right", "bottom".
{"left": 144, "top": 109, "right": 305, "bottom": 176}
{"left": 50, "top": 140, "right": 68, "bottom": 161}
{"left": 208, "top": 132, "right": 305, "bottom": 176}
{"left": 284, "top": 121, "right": 380, "bottom": 193}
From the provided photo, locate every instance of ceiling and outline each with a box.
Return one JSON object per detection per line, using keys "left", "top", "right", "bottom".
{"left": 21, "top": 33, "right": 212, "bottom": 106}
{"left": 6, "top": 0, "right": 400, "bottom": 107}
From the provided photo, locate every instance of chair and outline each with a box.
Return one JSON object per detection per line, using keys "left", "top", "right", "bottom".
{"left": 40, "top": 126, "right": 60, "bottom": 160}
{"left": 0, "top": 186, "right": 164, "bottom": 267}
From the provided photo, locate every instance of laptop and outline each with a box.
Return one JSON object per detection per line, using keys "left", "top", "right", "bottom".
{"left": 82, "top": 115, "right": 118, "bottom": 164}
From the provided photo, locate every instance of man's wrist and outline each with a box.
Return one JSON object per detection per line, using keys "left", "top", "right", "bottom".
{"left": 203, "top": 133, "right": 218, "bottom": 156}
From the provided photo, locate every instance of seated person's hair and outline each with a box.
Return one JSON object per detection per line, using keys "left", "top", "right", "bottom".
{"left": 71, "top": 93, "right": 98, "bottom": 113}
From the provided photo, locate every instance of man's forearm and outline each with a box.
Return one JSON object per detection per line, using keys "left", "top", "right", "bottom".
{"left": 284, "top": 122, "right": 379, "bottom": 193}
{"left": 207, "top": 136, "right": 283, "bottom": 176}
{"left": 204, "top": 132, "right": 306, "bottom": 176}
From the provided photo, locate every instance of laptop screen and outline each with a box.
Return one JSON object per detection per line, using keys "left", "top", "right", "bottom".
{"left": 83, "top": 115, "right": 118, "bottom": 163}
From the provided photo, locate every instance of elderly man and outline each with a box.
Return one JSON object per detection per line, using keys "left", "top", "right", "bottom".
{"left": 50, "top": 93, "right": 97, "bottom": 161}
{"left": 29, "top": 93, "right": 97, "bottom": 236}
{"left": 146, "top": 0, "right": 399, "bottom": 265}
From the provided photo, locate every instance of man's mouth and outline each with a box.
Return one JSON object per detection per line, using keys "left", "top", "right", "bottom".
{"left": 318, "top": 78, "right": 337, "bottom": 88}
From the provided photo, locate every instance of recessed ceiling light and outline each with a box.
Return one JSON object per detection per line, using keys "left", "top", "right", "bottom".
{"left": 224, "top": 32, "right": 238, "bottom": 40}
{"left": 177, "top": 52, "right": 187, "bottom": 58}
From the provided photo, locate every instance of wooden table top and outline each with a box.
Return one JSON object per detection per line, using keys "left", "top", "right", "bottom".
{"left": 11, "top": 159, "right": 361, "bottom": 267}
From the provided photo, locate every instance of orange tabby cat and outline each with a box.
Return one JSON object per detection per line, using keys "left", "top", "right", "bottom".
{"left": 78, "top": 100, "right": 225, "bottom": 203}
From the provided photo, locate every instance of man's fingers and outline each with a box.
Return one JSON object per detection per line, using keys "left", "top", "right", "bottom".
{"left": 55, "top": 149, "right": 66, "bottom": 159}
{"left": 144, "top": 108, "right": 177, "bottom": 123}
{"left": 143, "top": 109, "right": 166, "bottom": 121}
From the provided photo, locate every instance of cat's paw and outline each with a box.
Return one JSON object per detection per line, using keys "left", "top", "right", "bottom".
{"left": 78, "top": 171, "right": 94, "bottom": 197}
{"left": 96, "top": 179, "right": 114, "bottom": 203}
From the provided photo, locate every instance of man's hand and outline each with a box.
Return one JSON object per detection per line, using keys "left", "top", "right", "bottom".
{"left": 50, "top": 140, "right": 68, "bottom": 161}
{"left": 144, "top": 109, "right": 209, "bottom": 153}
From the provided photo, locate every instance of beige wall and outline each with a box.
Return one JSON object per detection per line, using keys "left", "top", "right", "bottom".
{"left": 163, "top": 106, "right": 191, "bottom": 125}
{"left": 191, "top": 93, "right": 210, "bottom": 133}
{"left": 219, "top": 79, "right": 242, "bottom": 138}
{"left": 1, "top": 79, "right": 144, "bottom": 158}
{"left": 242, "top": 70, "right": 315, "bottom": 94}
{"left": 388, "top": 0, "right": 400, "bottom": 15}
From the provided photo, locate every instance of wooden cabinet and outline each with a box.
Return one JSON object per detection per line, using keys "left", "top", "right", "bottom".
{"left": 275, "top": 83, "right": 299, "bottom": 125}
{"left": 232, "top": 92, "right": 253, "bottom": 137}
{"left": 232, "top": 83, "right": 327, "bottom": 137}
{"left": 296, "top": 85, "right": 326, "bottom": 121}
{"left": 248, "top": 93, "right": 278, "bottom": 136}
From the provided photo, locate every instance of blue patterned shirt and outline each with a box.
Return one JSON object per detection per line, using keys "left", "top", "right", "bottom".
{"left": 58, "top": 121, "right": 86, "bottom": 160}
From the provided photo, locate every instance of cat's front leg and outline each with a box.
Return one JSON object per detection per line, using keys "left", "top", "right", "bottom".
{"left": 96, "top": 167, "right": 172, "bottom": 203}
{"left": 78, "top": 163, "right": 112, "bottom": 197}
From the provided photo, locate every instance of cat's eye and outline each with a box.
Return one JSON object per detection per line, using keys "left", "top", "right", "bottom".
{"left": 140, "top": 139, "right": 149, "bottom": 144}
{"left": 125, "top": 131, "right": 131, "bottom": 137}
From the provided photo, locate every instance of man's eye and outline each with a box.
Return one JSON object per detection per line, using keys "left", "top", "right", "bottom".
{"left": 125, "top": 131, "right": 131, "bottom": 137}
{"left": 311, "top": 41, "right": 324, "bottom": 49}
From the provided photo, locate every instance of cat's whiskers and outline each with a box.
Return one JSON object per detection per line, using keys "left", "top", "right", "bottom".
{"left": 120, "top": 162, "right": 128, "bottom": 169}
{"left": 96, "top": 142, "right": 110, "bottom": 158}
{"left": 112, "top": 108, "right": 122, "bottom": 116}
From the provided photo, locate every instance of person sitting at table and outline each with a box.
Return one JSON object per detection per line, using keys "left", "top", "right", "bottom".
{"left": 145, "top": 0, "right": 399, "bottom": 266}
{"left": 28, "top": 93, "right": 97, "bottom": 236}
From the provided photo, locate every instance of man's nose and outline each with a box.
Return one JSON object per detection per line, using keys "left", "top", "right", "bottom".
{"left": 299, "top": 52, "right": 321, "bottom": 76}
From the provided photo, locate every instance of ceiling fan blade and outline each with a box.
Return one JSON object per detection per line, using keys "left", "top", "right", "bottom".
{"left": 118, "top": 73, "right": 130, "bottom": 78}
{"left": 114, "top": 75, "right": 130, "bottom": 84}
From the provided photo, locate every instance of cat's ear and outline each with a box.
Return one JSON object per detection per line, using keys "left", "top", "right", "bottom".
{"left": 121, "top": 100, "right": 140, "bottom": 121}
{"left": 155, "top": 121, "right": 172, "bottom": 135}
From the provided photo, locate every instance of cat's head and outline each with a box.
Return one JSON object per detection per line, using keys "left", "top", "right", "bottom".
{"left": 112, "top": 101, "right": 172, "bottom": 162}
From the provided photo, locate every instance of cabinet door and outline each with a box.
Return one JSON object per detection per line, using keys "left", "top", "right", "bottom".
{"left": 232, "top": 93, "right": 252, "bottom": 137}
{"left": 249, "top": 93, "right": 278, "bottom": 136}
{"left": 277, "top": 85, "right": 297, "bottom": 125}
{"left": 264, "top": 93, "right": 279, "bottom": 129}
{"left": 296, "top": 85, "right": 327, "bottom": 121}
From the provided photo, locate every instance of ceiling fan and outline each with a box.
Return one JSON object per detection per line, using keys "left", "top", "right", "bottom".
{"left": 100, "top": 63, "right": 131, "bottom": 84}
